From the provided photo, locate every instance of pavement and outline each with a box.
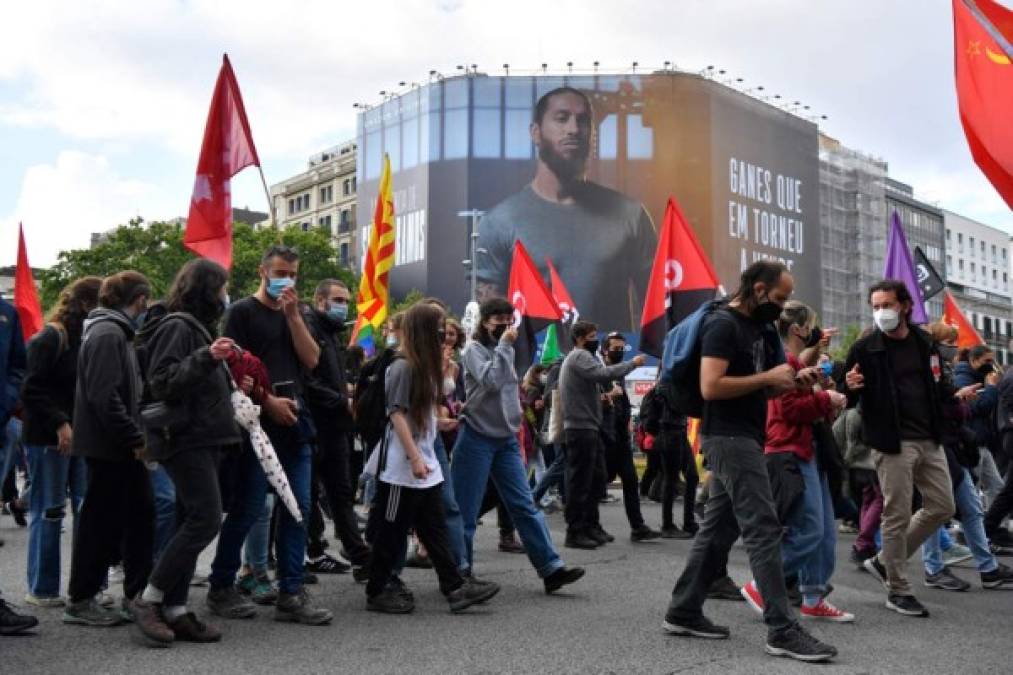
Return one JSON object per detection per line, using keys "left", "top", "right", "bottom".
{"left": 1, "top": 490, "right": 1010, "bottom": 675}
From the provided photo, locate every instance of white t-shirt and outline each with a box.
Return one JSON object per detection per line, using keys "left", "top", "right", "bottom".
{"left": 364, "top": 358, "right": 443, "bottom": 489}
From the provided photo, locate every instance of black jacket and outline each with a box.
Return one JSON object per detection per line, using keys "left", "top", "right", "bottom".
{"left": 999, "top": 367, "right": 1013, "bottom": 435}
{"left": 72, "top": 309, "right": 144, "bottom": 460}
{"left": 953, "top": 361, "right": 999, "bottom": 451}
{"left": 844, "top": 326, "right": 956, "bottom": 454}
{"left": 302, "top": 308, "right": 353, "bottom": 433}
{"left": 138, "top": 312, "right": 240, "bottom": 460}
{"left": 21, "top": 324, "right": 79, "bottom": 447}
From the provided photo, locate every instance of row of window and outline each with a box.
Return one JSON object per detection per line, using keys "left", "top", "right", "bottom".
{"left": 948, "top": 229, "right": 1008, "bottom": 264}
{"left": 946, "top": 255, "right": 1010, "bottom": 291}
{"left": 286, "top": 178, "right": 357, "bottom": 215}
{"left": 969, "top": 313, "right": 1013, "bottom": 342}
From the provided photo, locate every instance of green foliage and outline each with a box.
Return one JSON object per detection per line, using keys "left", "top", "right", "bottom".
{"left": 38, "top": 218, "right": 357, "bottom": 313}
{"left": 390, "top": 289, "right": 424, "bottom": 315}
{"left": 829, "top": 323, "right": 863, "bottom": 362}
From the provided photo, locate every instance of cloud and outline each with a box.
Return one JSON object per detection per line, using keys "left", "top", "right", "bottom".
{"left": 1, "top": 151, "right": 160, "bottom": 266}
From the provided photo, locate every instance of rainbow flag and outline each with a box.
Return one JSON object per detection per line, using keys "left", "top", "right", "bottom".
{"left": 350, "top": 154, "right": 394, "bottom": 355}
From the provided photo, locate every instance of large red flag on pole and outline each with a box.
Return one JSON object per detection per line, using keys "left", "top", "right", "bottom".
{"left": 639, "top": 198, "right": 720, "bottom": 358}
{"left": 942, "top": 290, "right": 986, "bottom": 349}
{"left": 507, "top": 241, "right": 562, "bottom": 373}
{"left": 14, "top": 223, "right": 43, "bottom": 341}
{"left": 953, "top": 0, "right": 1013, "bottom": 208}
{"left": 185, "top": 54, "right": 262, "bottom": 269}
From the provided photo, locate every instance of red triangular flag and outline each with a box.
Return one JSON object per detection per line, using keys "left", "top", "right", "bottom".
{"left": 14, "top": 223, "right": 43, "bottom": 341}
{"left": 507, "top": 240, "right": 562, "bottom": 372}
{"left": 943, "top": 290, "right": 985, "bottom": 349}
{"left": 545, "top": 257, "right": 578, "bottom": 325}
{"left": 185, "top": 54, "right": 261, "bottom": 270}
{"left": 639, "top": 198, "right": 720, "bottom": 357}
{"left": 953, "top": 0, "right": 1013, "bottom": 208}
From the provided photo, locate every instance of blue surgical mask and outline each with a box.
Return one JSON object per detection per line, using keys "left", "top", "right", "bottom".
{"left": 327, "top": 303, "right": 348, "bottom": 323}
{"left": 266, "top": 276, "right": 294, "bottom": 299}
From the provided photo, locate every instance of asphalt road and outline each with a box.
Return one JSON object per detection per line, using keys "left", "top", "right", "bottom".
{"left": 1, "top": 490, "right": 1010, "bottom": 675}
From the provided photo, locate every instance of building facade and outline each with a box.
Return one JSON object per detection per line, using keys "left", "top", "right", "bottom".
{"left": 943, "top": 209, "right": 1012, "bottom": 365}
{"left": 269, "top": 141, "right": 359, "bottom": 270}
{"left": 884, "top": 178, "right": 946, "bottom": 320}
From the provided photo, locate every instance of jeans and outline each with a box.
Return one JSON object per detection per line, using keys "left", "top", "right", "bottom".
{"left": 603, "top": 432, "right": 646, "bottom": 530}
{"left": 923, "top": 467, "right": 998, "bottom": 575}
{"left": 0, "top": 417, "right": 23, "bottom": 502}
{"left": 451, "top": 424, "right": 564, "bottom": 578}
{"left": 564, "top": 429, "right": 606, "bottom": 535}
{"left": 25, "top": 445, "right": 87, "bottom": 598}
{"left": 984, "top": 466, "right": 1013, "bottom": 539}
{"left": 977, "top": 448, "right": 1004, "bottom": 507}
{"left": 533, "top": 443, "right": 566, "bottom": 504}
{"left": 150, "top": 464, "right": 178, "bottom": 561}
{"left": 244, "top": 493, "right": 274, "bottom": 575}
{"left": 667, "top": 436, "right": 793, "bottom": 632}
{"left": 780, "top": 456, "right": 836, "bottom": 597}
{"left": 210, "top": 440, "right": 312, "bottom": 595}
{"left": 149, "top": 448, "right": 223, "bottom": 608}
{"left": 656, "top": 428, "right": 698, "bottom": 531}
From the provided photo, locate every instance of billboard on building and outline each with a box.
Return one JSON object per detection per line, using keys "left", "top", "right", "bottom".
{"left": 357, "top": 72, "right": 821, "bottom": 337}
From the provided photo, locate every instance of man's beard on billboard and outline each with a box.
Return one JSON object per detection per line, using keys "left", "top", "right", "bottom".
{"left": 538, "top": 142, "right": 588, "bottom": 185}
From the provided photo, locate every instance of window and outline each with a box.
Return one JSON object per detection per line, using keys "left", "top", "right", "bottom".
{"left": 339, "top": 209, "right": 351, "bottom": 233}
{"left": 1007, "top": 320, "right": 1012, "bottom": 337}
{"left": 319, "top": 215, "right": 331, "bottom": 229}
{"left": 351, "top": 177, "right": 356, "bottom": 193}
{"left": 627, "top": 114, "right": 654, "bottom": 159}
{"left": 443, "top": 78, "right": 469, "bottom": 160}
{"left": 946, "top": 255, "right": 952, "bottom": 270}
{"left": 339, "top": 243, "right": 349, "bottom": 267}
{"left": 969, "top": 236, "right": 975, "bottom": 255}
{"left": 320, "top": 186, "right": 333, "bottom": 204}
{"left": 981, "top": 240, "right": 986, "bottom": 255}
{"left": 288, "top": 199, "right": 295, "bottom": 215}
{"left": 1004, "top": 272, "right": 1009, "bottom": 290}
{"left": 946, "top": 228, "right": 951, "bottom": 241}
{"left": 301, "top": 222, "right": 310, "bottom": 232}
{"left": 343, "top": 179, "right": 350, "bottom": 196}
{"left": 992, "top": 244, "right": 997, "bottom": 263}
{"left": 984, "top": 316, "right": 993, "bottom": 337}
{"left": 958, "top": 232, "right": 964, "bottom": 253}
{"left": 958, "top": 259, "right": 964, "bottom": 272}
{"left": 505, "top": 77, "right": 534, "bottom": 159}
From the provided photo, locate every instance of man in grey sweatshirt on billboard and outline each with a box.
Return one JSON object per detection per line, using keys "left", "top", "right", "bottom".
{"left": 560, "top": 320, "right": 644, "bottom": 549}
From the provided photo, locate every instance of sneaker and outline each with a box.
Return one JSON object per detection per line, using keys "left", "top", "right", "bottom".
{"left": 63, "top": 598, "right": 123, "bottom": 627}
{"left": 740, "top": 580, "right": 764, "bottom": 615}
{"left": 631, "top": 525, "right": 662, "bottom": 542}
{"left": 109, "top": 565, "right": 125, "bottom": 584}
{"left": 707, "top": 575, "right": 745, "bottom": 601}
{"left": 544, "top": 566, "right": 586, "bottom": 594}
{"left": 850, "top": 547, "right": 875, "bottom": 566}
{"left": 206, "top": 586, "right": 257, "bottom": 619}
{"left": 387, "top": 576, "right": 415, "bottom": 602}
{"left": 981, "top": 563, "right": 1013, "bottom": 589}
{"left": 765, "top": 622, "right": 837, "bottom": 662}
{"left": 0, "top": 598, "right": 39, "bottom": 635}
{"left": 564, "top": 532, "right": 599, "bottom": 550}
{"left": 167, "top": 612, "right": 221, "bottom": 642}
{"left": 238, "top": 572, "right": 278, "bottom": 605}
{"left": 4, "top": 500, "right": 27, "bottom": 527}
{"left": 662, "top": 614, "right": 730, "bottom": 639}
{"left": 838, "top": 521, "right": 859, "bottom": 534}
{"left": 119, "top": 597, "right": 135, "bottom": 623}
{"left": 367, "top": 587, "right": 414, "bottom": 614}
{"left": 24, "top": 593, "right": 65, "bottom": 608}
{"left": 498, "top": 533, "right": 526, "bottom": 554}
{"left": 989, "top": 542, "right": 1013, "bottom": 557}
{"left": 303, "top": 570, "right": 319, "bottom": 584}
{"left": 988, "top": 529, "right": 1013, "bottom": 547}
{"left": 95, "top": 592, "right": 115, "bottom": 608}
{"left": 599, "top": 494, "right": 619, "bottom": 504}
{"left": 885, "top": 593, "right": 929, "bottom": 617}
{"left": 274, "top": 588, "right": 332, "bottom": 625}
{"left": 924, "top": 567, "right": 970, "bottom": 592}
{"left": 447, "top": 578, "right": 501, "bottom": 613}
{"left": 351, "top": 566, "right": 370, "bottom": 584}
{"left": 800, "top": 599, "right": 855, "bottom": 622}
{"left": 591, "top": 526, "right": 615, "bottom": 543}
{"left": 660, "top": 525, "right": 693, "bottom": 540}
{"left": 942, "top": 543, "right": 974, "bottom": 567}
{"left": 863, "top": 555, "right": 889, "bottom": 589}
{"left": 130, "top": 599, "right": 174, "bottom": 648}
{"left": 305, "top": 554, "right": 350, "bottom": 574}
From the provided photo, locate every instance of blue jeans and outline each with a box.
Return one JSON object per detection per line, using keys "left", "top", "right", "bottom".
{"left": 923, "top": 467, "right": 997, "bottom": 575}
{"left": 243, "top": 492, "right": 274, "bottom": 575}
{"left": 25, "top": 445, "right": 87, "bottom": 598}
{"left": 150, "top": 465, "right": 177, "bottom": 560}
{"left": 780, "top": 456, "right": 836, "bottom": 597}
{"left": 0, "top": 418, "right": 22, "bottom": 498}
{"left": 210, "top": 441, "right": 312, "bottom": 595}
{"left": 533, "top": 443, "right": 566, "bottom": 504}
{"left": 451, "top": 423, "right": 564, "bottom": 578}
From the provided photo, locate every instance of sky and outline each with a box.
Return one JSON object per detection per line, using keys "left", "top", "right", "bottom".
{"left": 2, "top": 0, "right": 1011, "bottom": 267}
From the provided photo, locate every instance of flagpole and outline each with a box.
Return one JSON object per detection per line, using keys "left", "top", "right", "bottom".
{"left": 257, "top": 166, "right": 277, "bottom": 228}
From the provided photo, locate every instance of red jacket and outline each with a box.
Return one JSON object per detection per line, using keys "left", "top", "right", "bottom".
{"left": 764, "top": 353, "right": 832, "bottom": 461}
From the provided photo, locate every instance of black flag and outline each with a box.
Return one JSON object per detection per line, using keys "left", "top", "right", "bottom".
{"left": 913, "top": 246, "right": 945, "bottom": 300}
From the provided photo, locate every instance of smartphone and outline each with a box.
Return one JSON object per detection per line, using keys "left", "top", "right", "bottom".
{"left": 273, "top": 380, "right": 296, "bottom": 400}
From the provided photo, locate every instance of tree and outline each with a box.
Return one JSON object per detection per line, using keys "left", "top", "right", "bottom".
{"left": 39, "top": 219, "right": 357, "bottom": 313}
{"left": 829, "top": 323, "right": 864, "bottom": 362}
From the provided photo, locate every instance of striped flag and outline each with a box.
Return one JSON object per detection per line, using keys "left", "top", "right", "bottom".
{"left": 349, "top": 154, "right": 394, "bottom": 355}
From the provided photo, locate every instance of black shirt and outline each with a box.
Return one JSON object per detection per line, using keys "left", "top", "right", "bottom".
{"left": 21, "top": 325, "right": 79, "bottom": 446}
{"left": 699, "top": 309, "right": 768, "bottom": 444}
{"left": 885, "top": 332, "right": 934, "bottom": 441}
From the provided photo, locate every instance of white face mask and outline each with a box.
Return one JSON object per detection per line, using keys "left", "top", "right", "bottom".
{"left": 873, "top": 308, "right": 900, "bottom": 333}
{"left": 442, "top": 376, "right": 457, "bottom": 397}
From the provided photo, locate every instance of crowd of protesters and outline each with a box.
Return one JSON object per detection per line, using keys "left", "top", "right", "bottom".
{"left": 0, "top": 253, "right": 1011, "bottom": 665}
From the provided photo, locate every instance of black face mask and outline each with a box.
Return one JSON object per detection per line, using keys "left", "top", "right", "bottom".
{"left": 606, "top": 349, "right": 624, "bottom": 364}
{"left": 977, "top": 363, "right": 995, "bottom": 378}
{"left": 804, "top": 326, "right": 823, "bottom": 349}
{"left": 584, "top": 339, "right": 599, "bottom": 354}
{"left": 751, "top": 294, "right": 782, "bottom": 324}
{"left": 490, "top": 324, "right": 507, "bottom": 342}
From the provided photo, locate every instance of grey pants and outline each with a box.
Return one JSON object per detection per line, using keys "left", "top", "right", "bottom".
{"left": 666, "top": 435, "right": 793, "bottom": 633}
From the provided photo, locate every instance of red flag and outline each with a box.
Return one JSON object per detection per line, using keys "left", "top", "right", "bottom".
{"left": 639, "top": 198, "right": 720, "bottom": 358}
{"left": 545, "top": 257, "right": 578, "bottom": 325}
{"left": 185, "top": 54, "right": 261, "bottom": 269}
{"left": 14, "top": 223, "right": 43, "bottom": 341}
{"left": 953, "top": 0, "right": 1013, "bottom": 208}
{"left": 507, "top": 240, "right": 562, "bottom": 372}
{"left": 943, "top": 290, "right": 986, "bottom": 349}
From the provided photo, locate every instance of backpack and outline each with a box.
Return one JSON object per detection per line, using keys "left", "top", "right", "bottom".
{"left": 639, "top": 385, "right": 661, "bottom": 435}
{"left": 659, "top": 300, "right": 726, "bottom": 418}
{"left": 353, "top": 348, "right": 402, "bottom": 452}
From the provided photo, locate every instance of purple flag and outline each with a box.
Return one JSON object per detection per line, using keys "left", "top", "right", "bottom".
{"left": 883, "top": 211, "right": 928, "bottom": 324}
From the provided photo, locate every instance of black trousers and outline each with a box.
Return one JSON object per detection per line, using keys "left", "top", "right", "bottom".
{"left": 656, "top": 428, "right": 699, "bottom": 531}
{"left": 564, "top": 429, "right": 606, "bottom": 535}
{"left": 478, "top": 480, "right": 516, "bottom": 537}
{"left": 308, "top": 431, "right": 370, "bottom": 564}
{"left": 149, "top": 447, "right": 222, "bottom": 607}
{"left": 640, "top": 450, "right": 661, "bottom": 498}
{"left": 69, "top": 457, "right": 154, "bottom": 603}
{"left": 365, "top": 481, "right": 463, "bottom": 598}
{"left": 603, "top": 433, "right": 645, "bottom": 529}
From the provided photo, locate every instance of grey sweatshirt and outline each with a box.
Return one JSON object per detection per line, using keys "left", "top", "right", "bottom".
{"left": 560, "top": 348, "right": 638, "bottom": 431}
{"left": 460, "top": 338, "right": 523, "bottom": 439}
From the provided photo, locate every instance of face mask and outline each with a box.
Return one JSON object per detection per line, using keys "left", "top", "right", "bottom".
{"left": 873, "top": 308, "right": 900, "bottom": 333}
{"left": 266, "top": 276, "right": 294, "bottom": 299}
{"left": 804, "top": 326, "right": 823, "bottom": 349}
{"left": 327, "top": 302, "right": 348, "bottom": 323}
{"left": 539, "top": 374, "right": 548, "bottom": 385}
{"left": 133, "top": 310, "right": 147, "bottom": 330}
{"left": 491, "top": 324, "right": 507, "bottom": 342}
{"left": 584, "top": 339, "right": 599, "bottom": 354}
{"left": 751, "top": 293, "right": 782, "bottom": 324}
{"left": 607, "top": 349, "right": 624, "bottom": 364}
{"left": 977, "top": 363, "right": 995, "bottom": 378}
{"left": 937, "top": 344, "right": 958, "bottom": 363}
{"left": 385, "top": 334, "right": 398, "bottom": 347}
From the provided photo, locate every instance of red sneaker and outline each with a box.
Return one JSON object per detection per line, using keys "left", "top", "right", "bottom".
{"left": 740, "top": 580, "right": 764, "bottom": 615}
{"left": 801, "top": 599, "right": 855, "bottom": 623}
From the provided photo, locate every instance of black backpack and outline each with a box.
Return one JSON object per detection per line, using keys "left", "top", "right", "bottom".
{"left": 639, "top": 386, "right": 661, "bottom": 436}
{"left": 353, "top": 348, "right": 402, "bottom": 451}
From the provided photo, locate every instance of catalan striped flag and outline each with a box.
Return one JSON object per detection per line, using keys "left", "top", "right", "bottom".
{"left": 349, "top": 154, "right": 394, "bottom": 355}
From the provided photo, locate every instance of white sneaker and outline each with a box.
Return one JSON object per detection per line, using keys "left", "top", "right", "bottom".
{"left": 25, "top": 593, "right": 66, "bottom": 608}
